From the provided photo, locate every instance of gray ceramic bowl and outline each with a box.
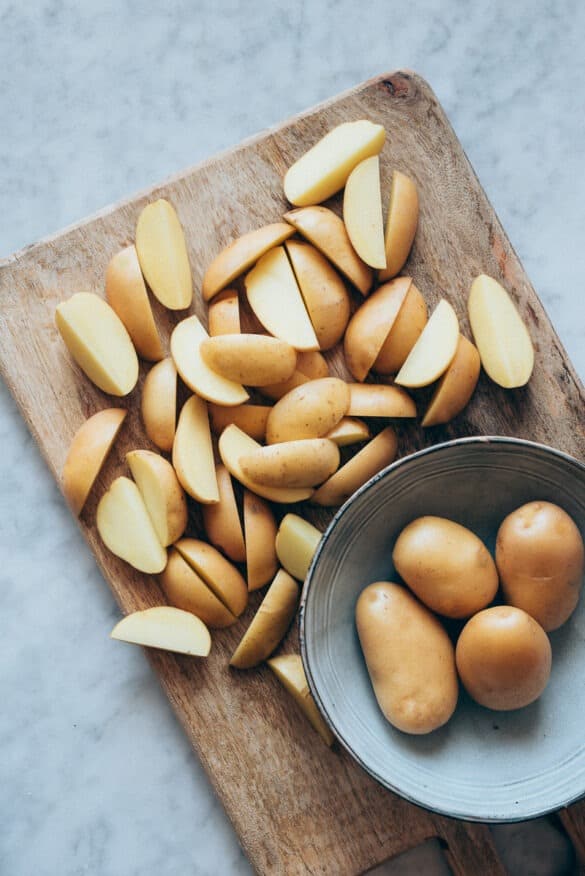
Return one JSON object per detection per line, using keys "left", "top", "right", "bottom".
{"left": 299, "top": 437, "right": 585, "bottom": 821}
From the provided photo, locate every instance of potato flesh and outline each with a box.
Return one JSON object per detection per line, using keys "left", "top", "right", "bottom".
{"left": 126, "top": 449, "right": 187, "bottom": 547}
{"left": 96, "top": 476, "right": 167, "bottom": 573}
{"left": 379, "top": 170, "right": 419, "bottom": 281}
{"left": 284, "top": 120, "right": 385, "bottom": 207}
{"left": 275, "top": 514, "right": 321, "bottom": 580}
{"left": 395, "top": 299, "right": 459, "bottom": 388}
{"left": 174, "top": 538, "right": 248, "bottom": 617}
{"left": 105, "top": 245, "right": 164, "bottom": 361}
{"left": 202, "top": 465, "right": 247, "bottom": 563}
{"left": 240, "top": 439, "right": 340, "bottom": 488}
{"left": 230, "top": 569, "right": 299, "bottom": 669}
{"left": 135, "top": 199, "right": 192, "bottom": 310}
{"left": 344, "top": 277, "right": 412, "bottom": 381}
{"left": 312, "top": 427, "right": 398, "bottom": 507}
{"left": 347, "top": 384, "right": 416, "bottom": 419}
{"left": 160, "top": 549, "right": 236, "bottom": 628}
{"left": 62, "top": 408, "right": 126, "bottom": 516}
{"left": 140, "top": 357, "right": 177, "bottom": 452}
{"left": 267, "top": 654, "right": 334, "bottom": 746}
{"left": 111, "top": 607, "right": 211, "bottom": 657}
{"left": 244, "top": 491, "right": 278, "bottom": 591}
{"left": 200, "top": 334, "right": 297, "bottom": 386}
{"left": 422, "top": 334, "right": 481, "bottom": 427}
{"left": 171, "top": 315, "right": 248, "bottom": 406}
{"left": 266, "top": 377, "right": 350, "bottom": 444}
{"left": 325, "top": 417, "right": 370, "bottom": 447}
{"left": 172, "top": 395, "right": 219, "bottom": 503}
{"left": 343, "top": 156, "right": 387, "bottom": 269}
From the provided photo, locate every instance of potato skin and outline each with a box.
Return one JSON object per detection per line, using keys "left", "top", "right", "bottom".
{"left": 356, "top": 582, "right": 458, "bottom": 734}
{"left": 266, "top": 377, "right": 350, "bottom": 444}
{"left": 496, "top": 501, "right": 584, "bottom": 631}
{"left": 456, "top": 606, "right": 552, "bottom": 710}
{"left": 392, "top": 516, "right": 499, "bottom": 618}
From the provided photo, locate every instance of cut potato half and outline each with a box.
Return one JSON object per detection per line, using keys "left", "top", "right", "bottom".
{"left": 275, "top": 514, "right": 321, "bottom": 581}
{"left": 209, "top": 403, "right": 270, "bottom": 442}
{"left": 244, "top": 491, "right": 278, "bottom": 591}
{"left": 230, "top": 569, "right": 299, "bottom": 669}
{"left": 373, "top": 282, "right": 428, "bottom": 375}
{"left": 208, "top": 288, "right": 241, "bottom": 336}
{"left": 202, "top": 464, "right": 246, "bottom": 563}
{"left": 135, "top": 199, "right": 192, "bottom": 310}
{"left": 267, "top": 654, "right": 334, "bottom": 746}
{"left": 240, "top": 439, "right": 340, "bottom": 488}
{"left": 111, "top": 607, "right": 211, "bottom": 657}
{"left": 325, "top": 417, "right": 370, "bottom": 447}
{"left": 379, "top": 170, "right": 419, "bottom": 281}
{"left": 126, "top": 449, "right": 187, "bottom": 547}
{"left": 200, "top": 335, "right": 297, "bottom": 386}
{"left": 175, "top": 538, "right": 247, "bottom": 617}
{"left": 62, "top": 408, "right": 126, "bottom": 516}
{"left": 96, "top": 476, "right": 167, "bottom": 573}
{"left": 347, "top": 383, "right": 416, "bottom": 418}
{"left": 105, "top": 245, "right": 164, "bottom": 361}
{"left": 343, "top": 156, "right": 386, "bottom": 269}
{"left": 422, "top": 335, "right": 481, "bottom": 426}
{"left": 344, "top": 277, "right": 412, "bottom": 381}
{"left": 160, "top": 549, "right": 236, "bottom": 628}
{"left": 266, "top": 378, "right": 350, "bottom": 444}
{"left": 312, "top": 427, "right": 398, "bottom": 507}
{"left": 172, "top": 395, "right": 218, "bottom": 504}
{"left": 395, "top": 299, "right": 459, "bottom": 388}
{"left": 141, "top": 357, "right": 177, "bottom": 452}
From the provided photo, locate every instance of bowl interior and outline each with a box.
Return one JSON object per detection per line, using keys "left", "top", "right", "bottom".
{"left": 300, "top": 438, "right": 585, "bottom": 821}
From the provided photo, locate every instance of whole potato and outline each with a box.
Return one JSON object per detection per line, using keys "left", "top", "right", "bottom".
{"left": 392, "top": 516, "right": 499, "bottom": 618}
{"left": 356, "top": 582, "right": 458, "bottom": 734}
{"left": 456, "top": 606, "right": 552, "bottom": 710}
{"left": 496, "top": 501, "right": 584, "bottom": 631}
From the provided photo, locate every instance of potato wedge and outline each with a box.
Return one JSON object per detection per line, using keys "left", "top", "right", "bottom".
{"left": 126, "top": 449, "right": 187, "bottom": 547}
{"left": 111, "top": 607, "right": 211, "bottom": 657}
{"left": 422, "top": 335, "right": 481, "bottom": 426}
{"left": 55, "top": 292, "right": 139, "bottom": 396}
{"left": 267, "top": 654, "right": 334, "bottom": 746}
{"left": 62, "top": 408, "right": 126, "bottom": 516}
{"left": 259, "top": 370, "right": 310, "bottom": 401}
{"left": 160, "top": 549, "right": 236, "bottom": 628}
{"left": 202, "top": 222, "right": 295, "bottom": 302}
{"left": 266, "top": 378, "right": 350, "bottom": 444}
{"left": 325, "top": 417, "right": 370, "bottom": 446}
{"left": 285, "top": 240, "right": 350, "bottom": 350}
{"left": 172, "top": 395, "right": 219, "bottom": 504}
{"left": 283, "top": 120, "right": 385, "bottom": 207}
{"left": 202, "top": 464, "right": 246, "bottom": 563}
{"left": 244, "top": 490, "right": 278, "bottom": 591}
{"left": 96, "top": 476, "right": 167, "bottom": 573}
{"left": 344, "top": 277, "right": 412, "bottom": 381}
{"left": 379, "top": 170, "right": 419, "bottom": 281}
{"left": 284, "top": 206, "right": 373, "bottom": 295}
{"left": 219, "top": 425, "right": 312, "bottom": 504}
{"left": 200, "top": 335, "right": 297, "bottom": 386}
{"left": 260, "top": 351, "right": 329, "bottom": 401}
{"left": 312, "top": 427, "right": 398, "bottom": 506}
{"left": 240, "top": 439, "right": 340, "bottom": 488}
{"left": 395, "top": 299, "right": 459, "bottom": 388}
{"left": 207, "top": 288, "right": 241, "bottom": 336}
{"left": 230, "top": 569, "right": 299, "bottom": 669}
{"left": 245, "top": 247, "right": 319, "bottom": 351}
{"left": 209, "top": 403, "right": 271, "bottom": 441}
{"left": 105, "top": 245, "right": 164, "bottom": 361}
{"left": 275, "top": 514, "right": 321, "bottom": 581}
{"left": 171, "top": 314, "right": 249, "bottom": 406}
{"left": 175, "top": 538, "right": 247, "bottom": 617}
{"left": 343, "top": 156, "right": 386, "bottom": 269}
{"left": 141, "top": 357, "right": 177, "bottom": 452}
{"left": 373, "top": 283, "right": 428, "bottom": 374}
{"left": 135, "top": 198, "right": 192, "bottom": 310}
{"left": 347, "top": 383, "right": 416, "bottom": 418}
{"left": 468, "top": 274, "right": 534, "bottom": 388}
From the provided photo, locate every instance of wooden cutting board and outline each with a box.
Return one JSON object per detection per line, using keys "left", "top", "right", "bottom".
{"left": 1, "top": 72, "right": 584, "bottom": 876}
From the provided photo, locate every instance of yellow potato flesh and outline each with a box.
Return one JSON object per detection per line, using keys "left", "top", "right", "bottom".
{"left": 395, "top": 299, "right": 459, "bottom": 388}
{"left": 202, "top": 465, "right": 247, "bottom": 564}
{"left": 140, "top": 357, "right": 177, "bottom": 452}
{"left": 200, "top": 334, "right": 297, "bottom": 386}
{"left": 174, "top": 538, "right": 248, "bottom": 617}
{"left": 283, "top": 120, "right": 385, "bottom": 207}
{"left": 230, "top": 569, "right": 299, "bottom": 669}
{"left": 209, "top": 403, "right": 270, "bottom": 441}
{"left": 468, "top": 274, "right": 534, "bottom": 388}
{"left": 105, "top": 245, "right": 164, "bottom": 361}
{"left": 55, "top": 292, "right": 139, "bottom": 396}
{"left": 111, "top": 607, "right": 211, "bottom": 657}
{"left": 325, "top": 417, "right": 370, "bottom": 447}
{"left": 347, "top": 383, "right": 416, "bottom": 419}
{"left": 267, "top": 654, "right": 334, "bottom": 746}
{"left": 135, "top": 198, "right": 192, "bottom": 310}
{"left": 126, "top": 449, "right": 187, "bottom": 547}
{"left": 240, "top": 439, "right": 340, "bottom": 488}
{"left": 422, "top": 334, "right": 481, "bottom": 426}
{"left": 207, "top": 288, "right": 241, "bottom": 336}
{"left": 379, "top": 170, "right": 419, "bottom": 281}
{"left": 312, "top": 427, "right": 398, "bottom": 507}
{"left": 244, "top": 490, "right": 278, "bottom": 591}
{"left": 62, "top": 408, "right": 126, "bottom": 516}
{"left": 343, "top": 156, "right": 386, "bottom": 269}
{"left": 172, "top": 395, "right": 219, "bottom": 504}
{"left": 266, "top": 377, "right": 350, "bottom": 444}
{"left": 96, "top": 476, "right": 167, "bottom": 573}
{"left": 275, "top": 514, "right": 321, "bottom": 580}
{"left": 160, "top": 549, "right": 236, "bottom": 628}
{"left": 373, "top": 283, "right": 428, "bottom": 375}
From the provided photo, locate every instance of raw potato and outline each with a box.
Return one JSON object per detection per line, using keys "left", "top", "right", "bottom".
{"left": 141, "top": 357, "right": 177, "bottom": 452}
{"left": 175, "top": 538, "right": 248, "bottom": 617}
{"left": 379, "top": 170, "right": 419, "bottom": 281}
{"left": 96, "top": 476, "right": 167, "bottom": 574}
{"left": 496, "top": 501, "right": 585, "bottom": 631}
{"left": 392, "top": 516, "right": 499, "bottom": 619}
{"left": 344, "top": 277, "right": 412, "bottom": 381}
{"left": 209, "top": 403, "right": 270, "bottom": 441}
{"left": 422, "top": 335, "right": 481, "bottom": 427}
{"left": 240, "top": 439, "right": 340, "bottom": 488}
{"left": 55, "top": 292, "right": 139, "bottom": 396}
{"left": 62, "top": 408, "right": 126, "bottom": 516}
{"left": 111, "top": 607, "right": 211, "bottom": 657}
{"left": 171, "top": 315, "right": 248, "bottom": 406}
{"left": 245, "top": 247, "right": 319, "bottom": 351}
{"left": 312, "top": 427, "right": 398, "bottom": 507}
{"left": 260, "top": 350, "right": 330, "bottom": 401}
{"left": 456, "top": 606, "right": 552, "bottom": 710}
{"left": 260, "top": 370, "right": 310, "bottom": 402}
{"left": 173, "top": 395, "right": 219, "bottom": 504}
{"left": 135, "top": 198, "right": 192, "bottom": 310}
{"left": 202, "top": 222, "right": 295, "bottom": 301}
{"left": 347, "top": 384, "right": 416, "bottom": 419}
{"left": 266, "top": 378, "right": 350, "bottom": 444}
{"left": 105, "top": 245, "right": 164, "bottom": 361}
{"left": 356, "top": 582, "right": 458, "bottom": 734}
{"left": 325, "top": 417, "right": 370, "bottom": 447}
{"left": 395, "top": 299, "right": 459, "bottom": 388}
{"left": 468, "top": 274, "right": 534, "bottom": 388}
{"left": 160, "top": 549, "right": 237, "bottom": 628}
{"left": 373, "top": 283, "right": 428, "bottom": 375}
{"left": 283, "top": 119, "right": 385, "bottom": 207}
{"left": 200, "top": 334, "right": 297, "bottom": 386}
{"left": 343, "top": 156, "right": 386, "bottom": 269}
{"left": 285, "top": 240, "right": 351, "bottom": 350}
{"left": 244, "top": 491, "right": 278, "bottom": 591}
{"left": 219, "top": 425, "right": 313, "bottom": 504}
{"left": 275, "top": 514, "right": 321, "bottom": 580}
{"left": 208, "top": 288, "right": 241, "bottom": 336}
{"left": 230, "top": 569, "right": 299, "bottom": 669}
{"left": 284, "top": 207, "right": 373, "bottom": 295}
{"left": 126, "top": 449, "right": 187, "bottom": 547}
{"left": 202, "top": 464, "right": 246, "bottom": 563}
{"left": 267, "top": 654, "right": 334, "bottom": 746}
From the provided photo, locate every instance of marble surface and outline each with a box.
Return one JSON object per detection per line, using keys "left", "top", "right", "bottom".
{"left": 0, "top": 1, "right": 583, "bottom": 874}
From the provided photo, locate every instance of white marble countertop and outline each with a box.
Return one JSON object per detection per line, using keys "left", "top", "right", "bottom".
{"left": 1, "top": 2, "right": 583, "bottom": 874}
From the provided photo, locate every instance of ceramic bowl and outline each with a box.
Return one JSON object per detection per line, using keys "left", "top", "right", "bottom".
{"left": 299, "top": 436, "right": 585, "bottom": 821}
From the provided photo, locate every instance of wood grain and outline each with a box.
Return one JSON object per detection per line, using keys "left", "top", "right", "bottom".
{"left": 1, "top": 71, "right": 583, "bottom": 876}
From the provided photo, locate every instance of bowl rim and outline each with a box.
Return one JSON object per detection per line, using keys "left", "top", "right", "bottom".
{"left": 299, "top": 434, "right": 585, "bottom": 822}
